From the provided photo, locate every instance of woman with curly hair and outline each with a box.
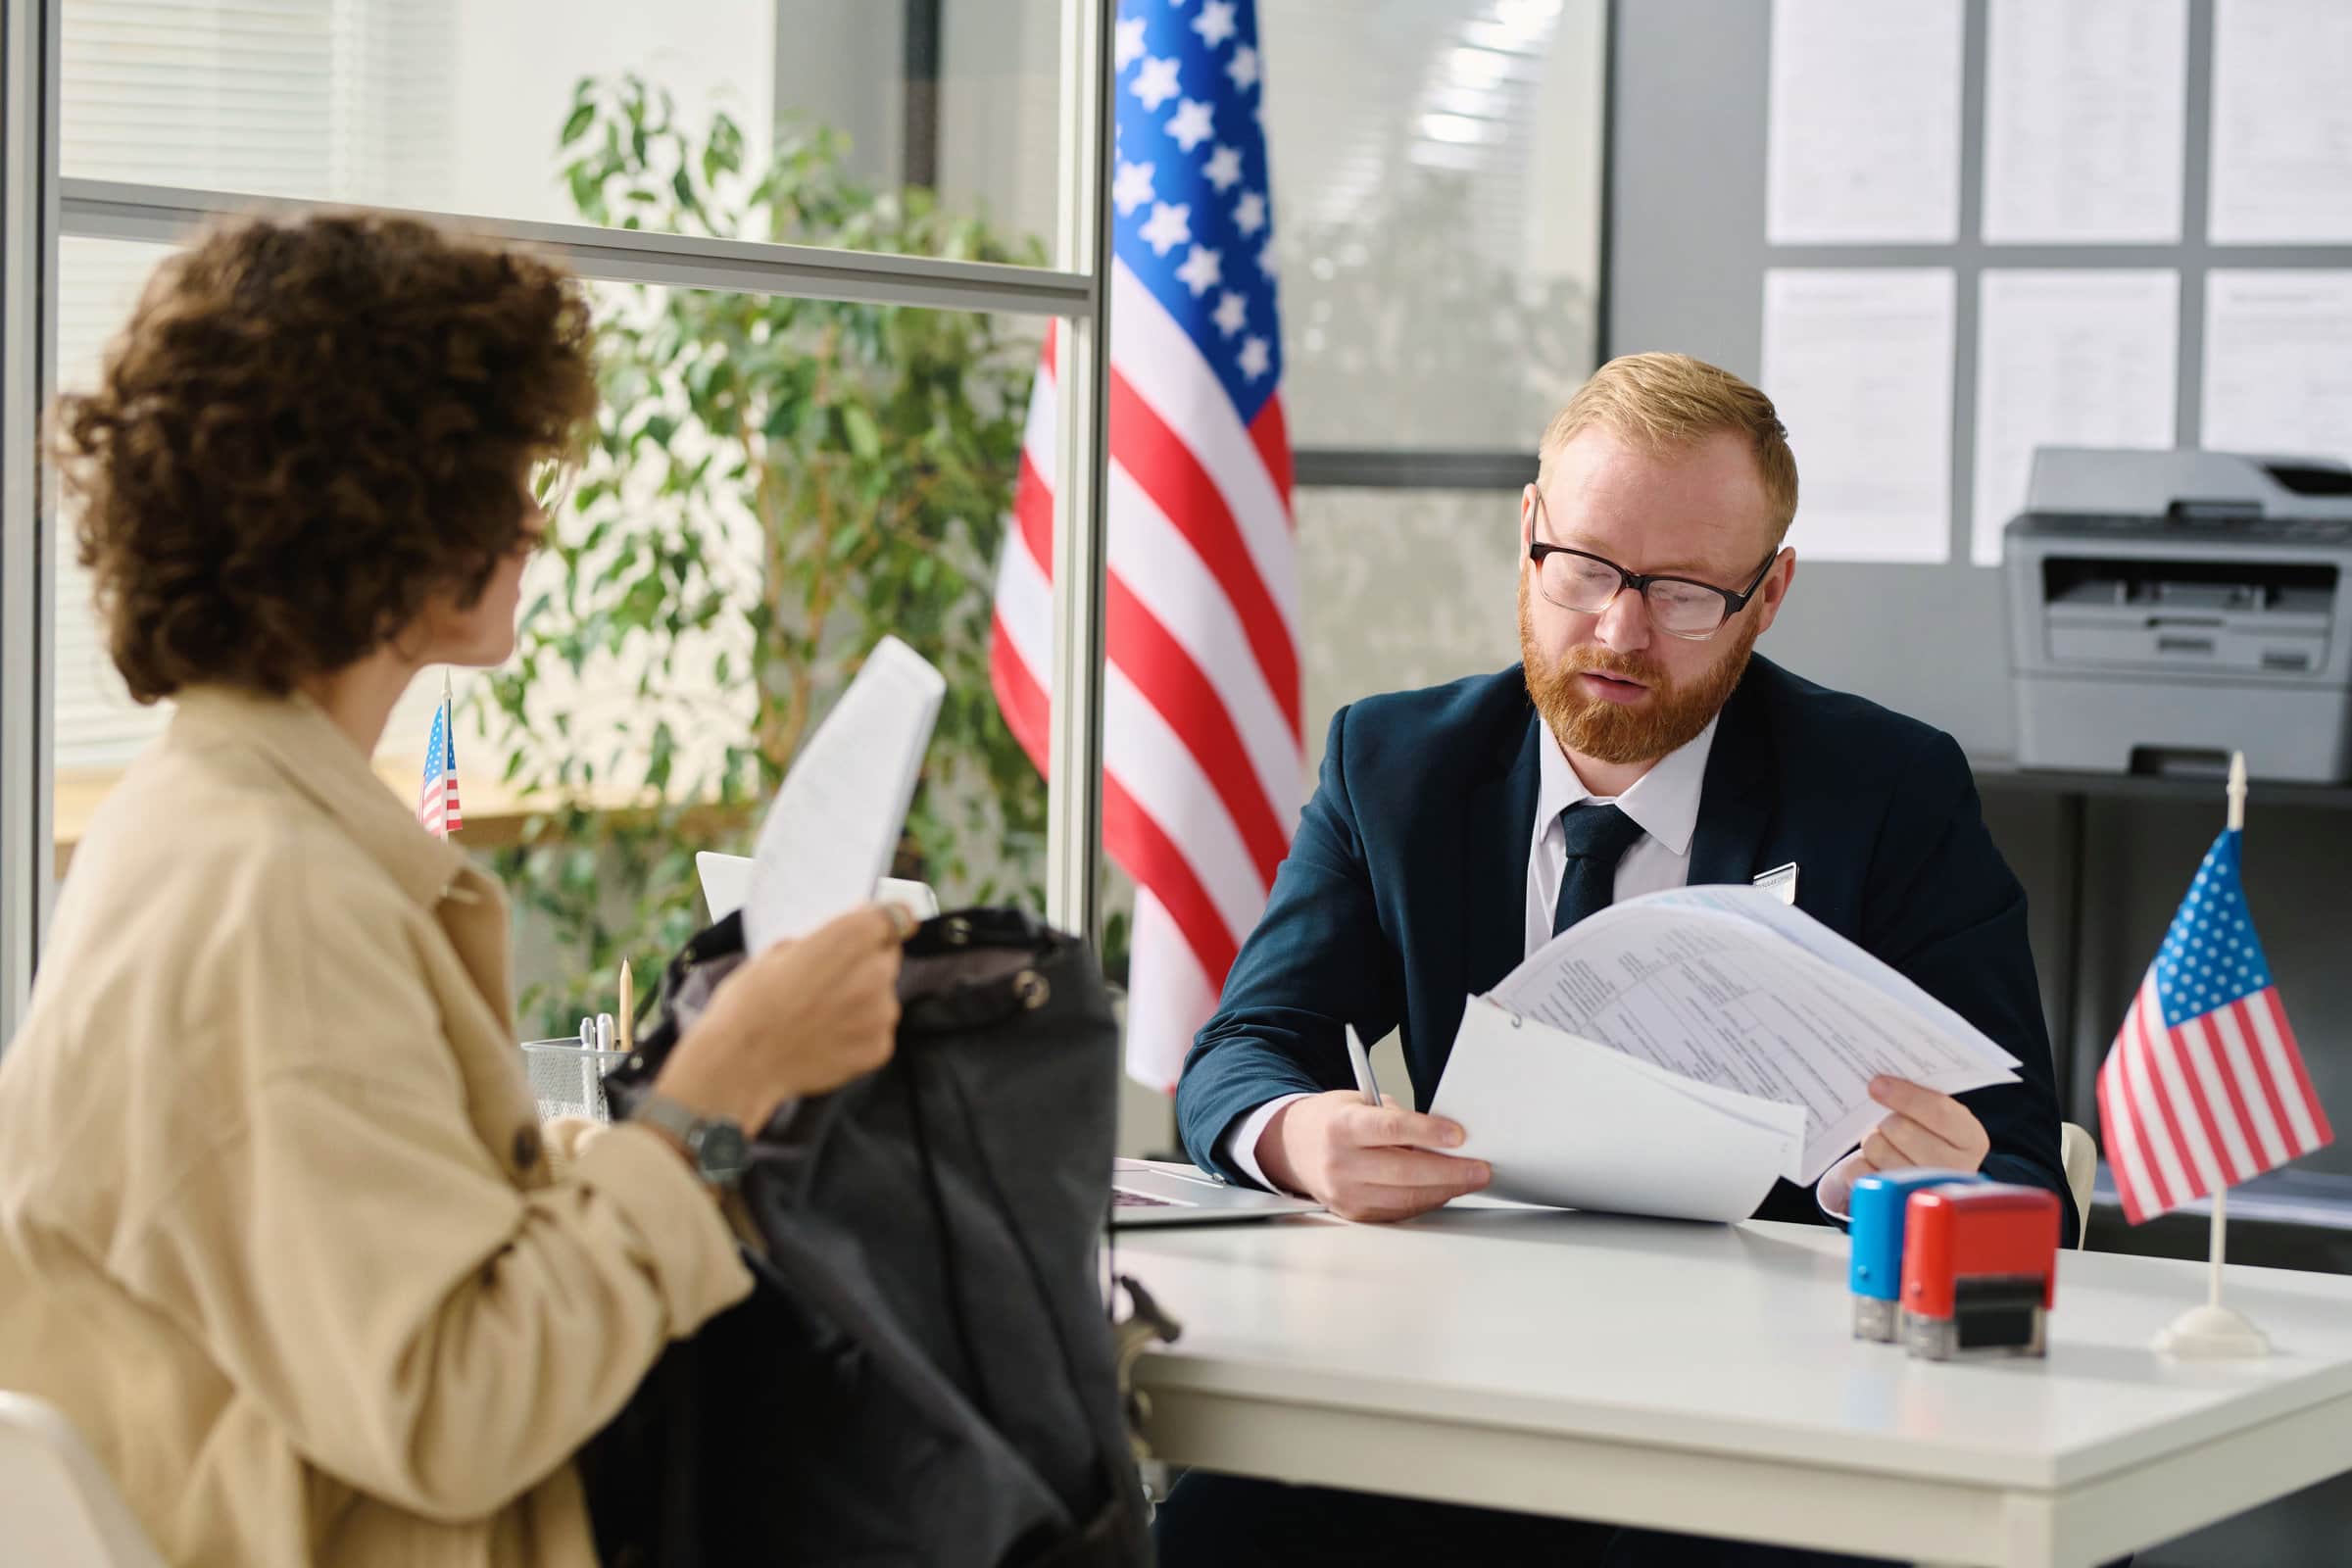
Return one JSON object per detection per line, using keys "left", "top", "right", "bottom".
{"left": 0, "top": 213, "right": 906, "bottom": 1566}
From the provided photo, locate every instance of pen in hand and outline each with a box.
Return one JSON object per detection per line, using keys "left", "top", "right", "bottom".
{"left": 1344, "top": 1023, "right": 1382, "bottom": 1107}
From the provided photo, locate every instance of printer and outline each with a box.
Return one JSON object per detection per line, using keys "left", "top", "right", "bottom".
{"left": 2003, "top": 448, "right": 2352, "bottom": 784}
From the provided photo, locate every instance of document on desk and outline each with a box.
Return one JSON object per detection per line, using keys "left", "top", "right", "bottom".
{"left": 743, "top": 636, "right": 945, "bottom": 954}
{"left": 1447, "top": 886, "right": 2021, "bottom": 1201}
{"left": 1434, "top": 1000, "right": 1805, "bottom": 1223}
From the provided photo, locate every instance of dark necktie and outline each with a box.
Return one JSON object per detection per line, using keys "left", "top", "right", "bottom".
{"left": 1551, "top": 803, "right": 1647, "bottom": 937}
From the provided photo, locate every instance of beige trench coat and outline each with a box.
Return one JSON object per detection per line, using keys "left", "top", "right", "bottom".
{"left": 0, "top": 687, "right": 752, "bottom": 1565}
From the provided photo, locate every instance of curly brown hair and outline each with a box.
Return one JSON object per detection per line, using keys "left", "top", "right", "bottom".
{"left": 51, "top": 212, "right": 599, "bottom": 701}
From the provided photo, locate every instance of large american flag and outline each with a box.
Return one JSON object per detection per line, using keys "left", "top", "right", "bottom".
{"left": 991, "top": 0, "right": 1299, "bottom": 1089}
{"left": 416, "top": 689, "right": 464, "bottom": 838}
{"left": 2098, "top": 827, "right": 2330, "bottom": 1224}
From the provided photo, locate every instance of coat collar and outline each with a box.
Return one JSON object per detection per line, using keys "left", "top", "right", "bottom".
{"left": 1688, "top": 656, "right": 1779, "bottom": 888}
{"left": 168, "top": 684, "right": 481, "bottom": 911}
{"left": 1461, "top": 689, "right": 1544, "bottom": 999}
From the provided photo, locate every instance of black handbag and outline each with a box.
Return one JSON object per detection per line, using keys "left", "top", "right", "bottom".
{"left": 579, "top": 907, "right": 1152, "bottom": 1568}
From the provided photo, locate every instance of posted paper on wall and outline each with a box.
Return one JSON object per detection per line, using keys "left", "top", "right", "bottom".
{"left": 2209, "top": 0, "right": 2352, "bottom": 244}
{"left": 743, "top": 636, "right": 945, "bottom": 954}
{"left": 2202, "top": 270, "right": 2352, "bottom": 466}
{"left": 1766, "top": 0, "right": 1963, "bottom": 245}
{"left": 1981, "top": 0, "right": 2186, "bottom": 244}
{"left": 1761, "top": 269, "right": 1956, "bottom": 564}
{"left": 1972, "top": 270, "right": 2180, "bottom": 565}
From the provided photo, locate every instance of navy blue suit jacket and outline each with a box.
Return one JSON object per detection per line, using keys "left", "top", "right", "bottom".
{"left": 1175, "top": 656, "right": 2077, "bottom": 1239}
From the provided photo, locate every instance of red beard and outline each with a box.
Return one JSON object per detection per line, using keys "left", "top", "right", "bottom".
{"left": 1518, "top": 574, "right": 1759, "bottom": 765}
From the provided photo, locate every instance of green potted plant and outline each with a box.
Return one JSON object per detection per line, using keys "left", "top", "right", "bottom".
{"left": 483, "top": 74, "right": 1048, "bottom": 1033}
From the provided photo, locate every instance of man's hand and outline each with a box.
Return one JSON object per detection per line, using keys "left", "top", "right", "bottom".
{"left": 1256, "top": 1091, "right": 1491, "bottom": 1223}
{"left": 1820, "top": 1075, "right": 1991, "bottom": 1214}
{"left": 1857, "top": 1075, "right": 1991, "bottom": 1174}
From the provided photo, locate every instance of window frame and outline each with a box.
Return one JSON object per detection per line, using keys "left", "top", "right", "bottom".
{"left": 0, "top": 0, "right": 1118, "bottom": 1044}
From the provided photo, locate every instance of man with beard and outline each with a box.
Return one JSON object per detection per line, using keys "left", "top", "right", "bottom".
{"left": 1154, "top": 353, "right": 2071, "bottom": 1566}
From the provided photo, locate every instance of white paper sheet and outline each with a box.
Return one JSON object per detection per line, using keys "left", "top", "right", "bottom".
{"left": 2201, "top": 270, "right": 2352, "bottom": 466}
{"left": 742, "top": 636, "right": 946, "bottom": 954}
{"left": 1766, "top": 0, "right": 1963, "bottom": 245}
{"left": 1760, "top": 269, "right": 1956, "bottom": 564}
{"left": 1486, "top": 889, "right": 2019, "bottom": 1186}
{"left": 1631, "top": 886, "right": 2022, "bottom": 1072}
{"left": 1971, "top": 270, "right": 2180, "bottom": 565}
{"left": 2209, "top": 0, "right": 2352, "bottom": 244}
{"left": 1981, "top": 0, "right": 2187, "bottom": 244}
{"left": 1430, "top": 1000, "right": 1803, "bottom": 1224}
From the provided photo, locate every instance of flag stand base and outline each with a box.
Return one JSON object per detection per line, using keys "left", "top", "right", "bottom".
{"left": 2154, "top": 1303, "right": 2271, "bottom": 1359}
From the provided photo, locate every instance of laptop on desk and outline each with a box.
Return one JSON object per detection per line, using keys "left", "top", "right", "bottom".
{"left": 1110, "top": 1159, "right": 1324, "bottom": 1228}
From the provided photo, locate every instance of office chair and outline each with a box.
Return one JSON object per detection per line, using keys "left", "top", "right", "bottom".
{"left": 0, "top": 1392, "right": 168, "bottom": 1568}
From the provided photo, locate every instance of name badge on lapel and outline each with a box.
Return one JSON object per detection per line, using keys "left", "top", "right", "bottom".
{"left": 1752, "top": 861, "right": 1798, "bottom": 906}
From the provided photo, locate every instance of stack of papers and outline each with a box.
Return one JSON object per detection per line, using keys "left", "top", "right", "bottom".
{"left": 1429, "top": 885, "right": 2020, "bottom": 1223}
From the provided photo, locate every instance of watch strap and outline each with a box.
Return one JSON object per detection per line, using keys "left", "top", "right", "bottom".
{"left": 630, "top": 1094, "right": 749, "bottom": 1189}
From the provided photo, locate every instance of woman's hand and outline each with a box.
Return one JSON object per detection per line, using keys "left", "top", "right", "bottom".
{"left": 650, "top": 904, "right": 911, "bottom": 1131}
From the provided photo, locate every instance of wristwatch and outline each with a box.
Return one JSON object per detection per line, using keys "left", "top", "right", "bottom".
{"left": 631, "top": 1095, "right": 752, "bottom": 1190}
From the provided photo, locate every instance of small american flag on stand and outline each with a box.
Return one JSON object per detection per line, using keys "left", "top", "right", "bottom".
{"left": 2098, "top": 772, "right": 2329, "bottom": 1226}
{"left": 417, "top": 677, "right": 464, "bottom": 838}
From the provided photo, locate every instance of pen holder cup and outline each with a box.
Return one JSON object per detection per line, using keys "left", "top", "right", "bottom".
{"left": 518, "top": 1040, "right": 634, "bottom": 1124}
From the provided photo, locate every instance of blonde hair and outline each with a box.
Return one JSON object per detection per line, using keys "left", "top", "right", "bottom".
{"left": 1536, "top": 352, "right": 1799, "bottom": 546}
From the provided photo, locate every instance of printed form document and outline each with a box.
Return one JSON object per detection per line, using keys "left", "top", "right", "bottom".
{"left": 743, "top": 635, "right": 945, "bottom": 954}
{"left": 1431, "top": 886, "right": 2020, "bottom": 1223}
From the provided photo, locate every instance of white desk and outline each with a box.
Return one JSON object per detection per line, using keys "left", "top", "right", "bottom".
{"left": 1120, "top": 1206, "right": 2352, "bottom": 1567}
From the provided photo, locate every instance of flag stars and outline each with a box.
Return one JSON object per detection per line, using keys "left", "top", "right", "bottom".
{"left": 1174, "top": 243, "right": 1223, "bottom": 296}
{"left": 1202, "top": 144, "right": 1244, "bottom": 192}
{"left": 1212, "top": 290, "right": 1248, "bottom": 335}
{"left": 1139, "top": 201, "right": 1193, "bottom": 256}
{"left": 1192, "top": 0, "right": 1239, "bottom": 48}
{"left": 1114, "top": 15, "right": 1148, "bottom": 72}
{"left": 1113, "top": 159, "right": 1157, "bottom": 217}
{"left": 1133, "top": 56, "right": 1182, "bottom": 112}
{"left": 1228, "top": 43, "right": 1260, "bottom": 91}
{"left": 1233, "top": 188, "right": 1268, "bottom": 236}
{"left": 1238, "top": 334, "right": 1271, "bottom": 379}
{"left": 1167, "top": 97, "right": 1215, "bottom": 152}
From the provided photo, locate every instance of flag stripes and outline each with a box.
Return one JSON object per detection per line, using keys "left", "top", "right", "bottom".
{"left": 990, "top": 0, "right": 1299, "bottom": 1087}
{"left": 2098, "top": 828, "right": 2329, "bottom": 1224}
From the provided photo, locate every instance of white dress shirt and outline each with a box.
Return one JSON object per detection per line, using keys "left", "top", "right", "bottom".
{"left": 1220, "top": 717, "right": 1720, "bottom": 1189}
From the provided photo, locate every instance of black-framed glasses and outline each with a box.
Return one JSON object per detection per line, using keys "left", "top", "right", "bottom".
{"left": 1528, "top": 497, "right": 1777, "bottom": 641}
